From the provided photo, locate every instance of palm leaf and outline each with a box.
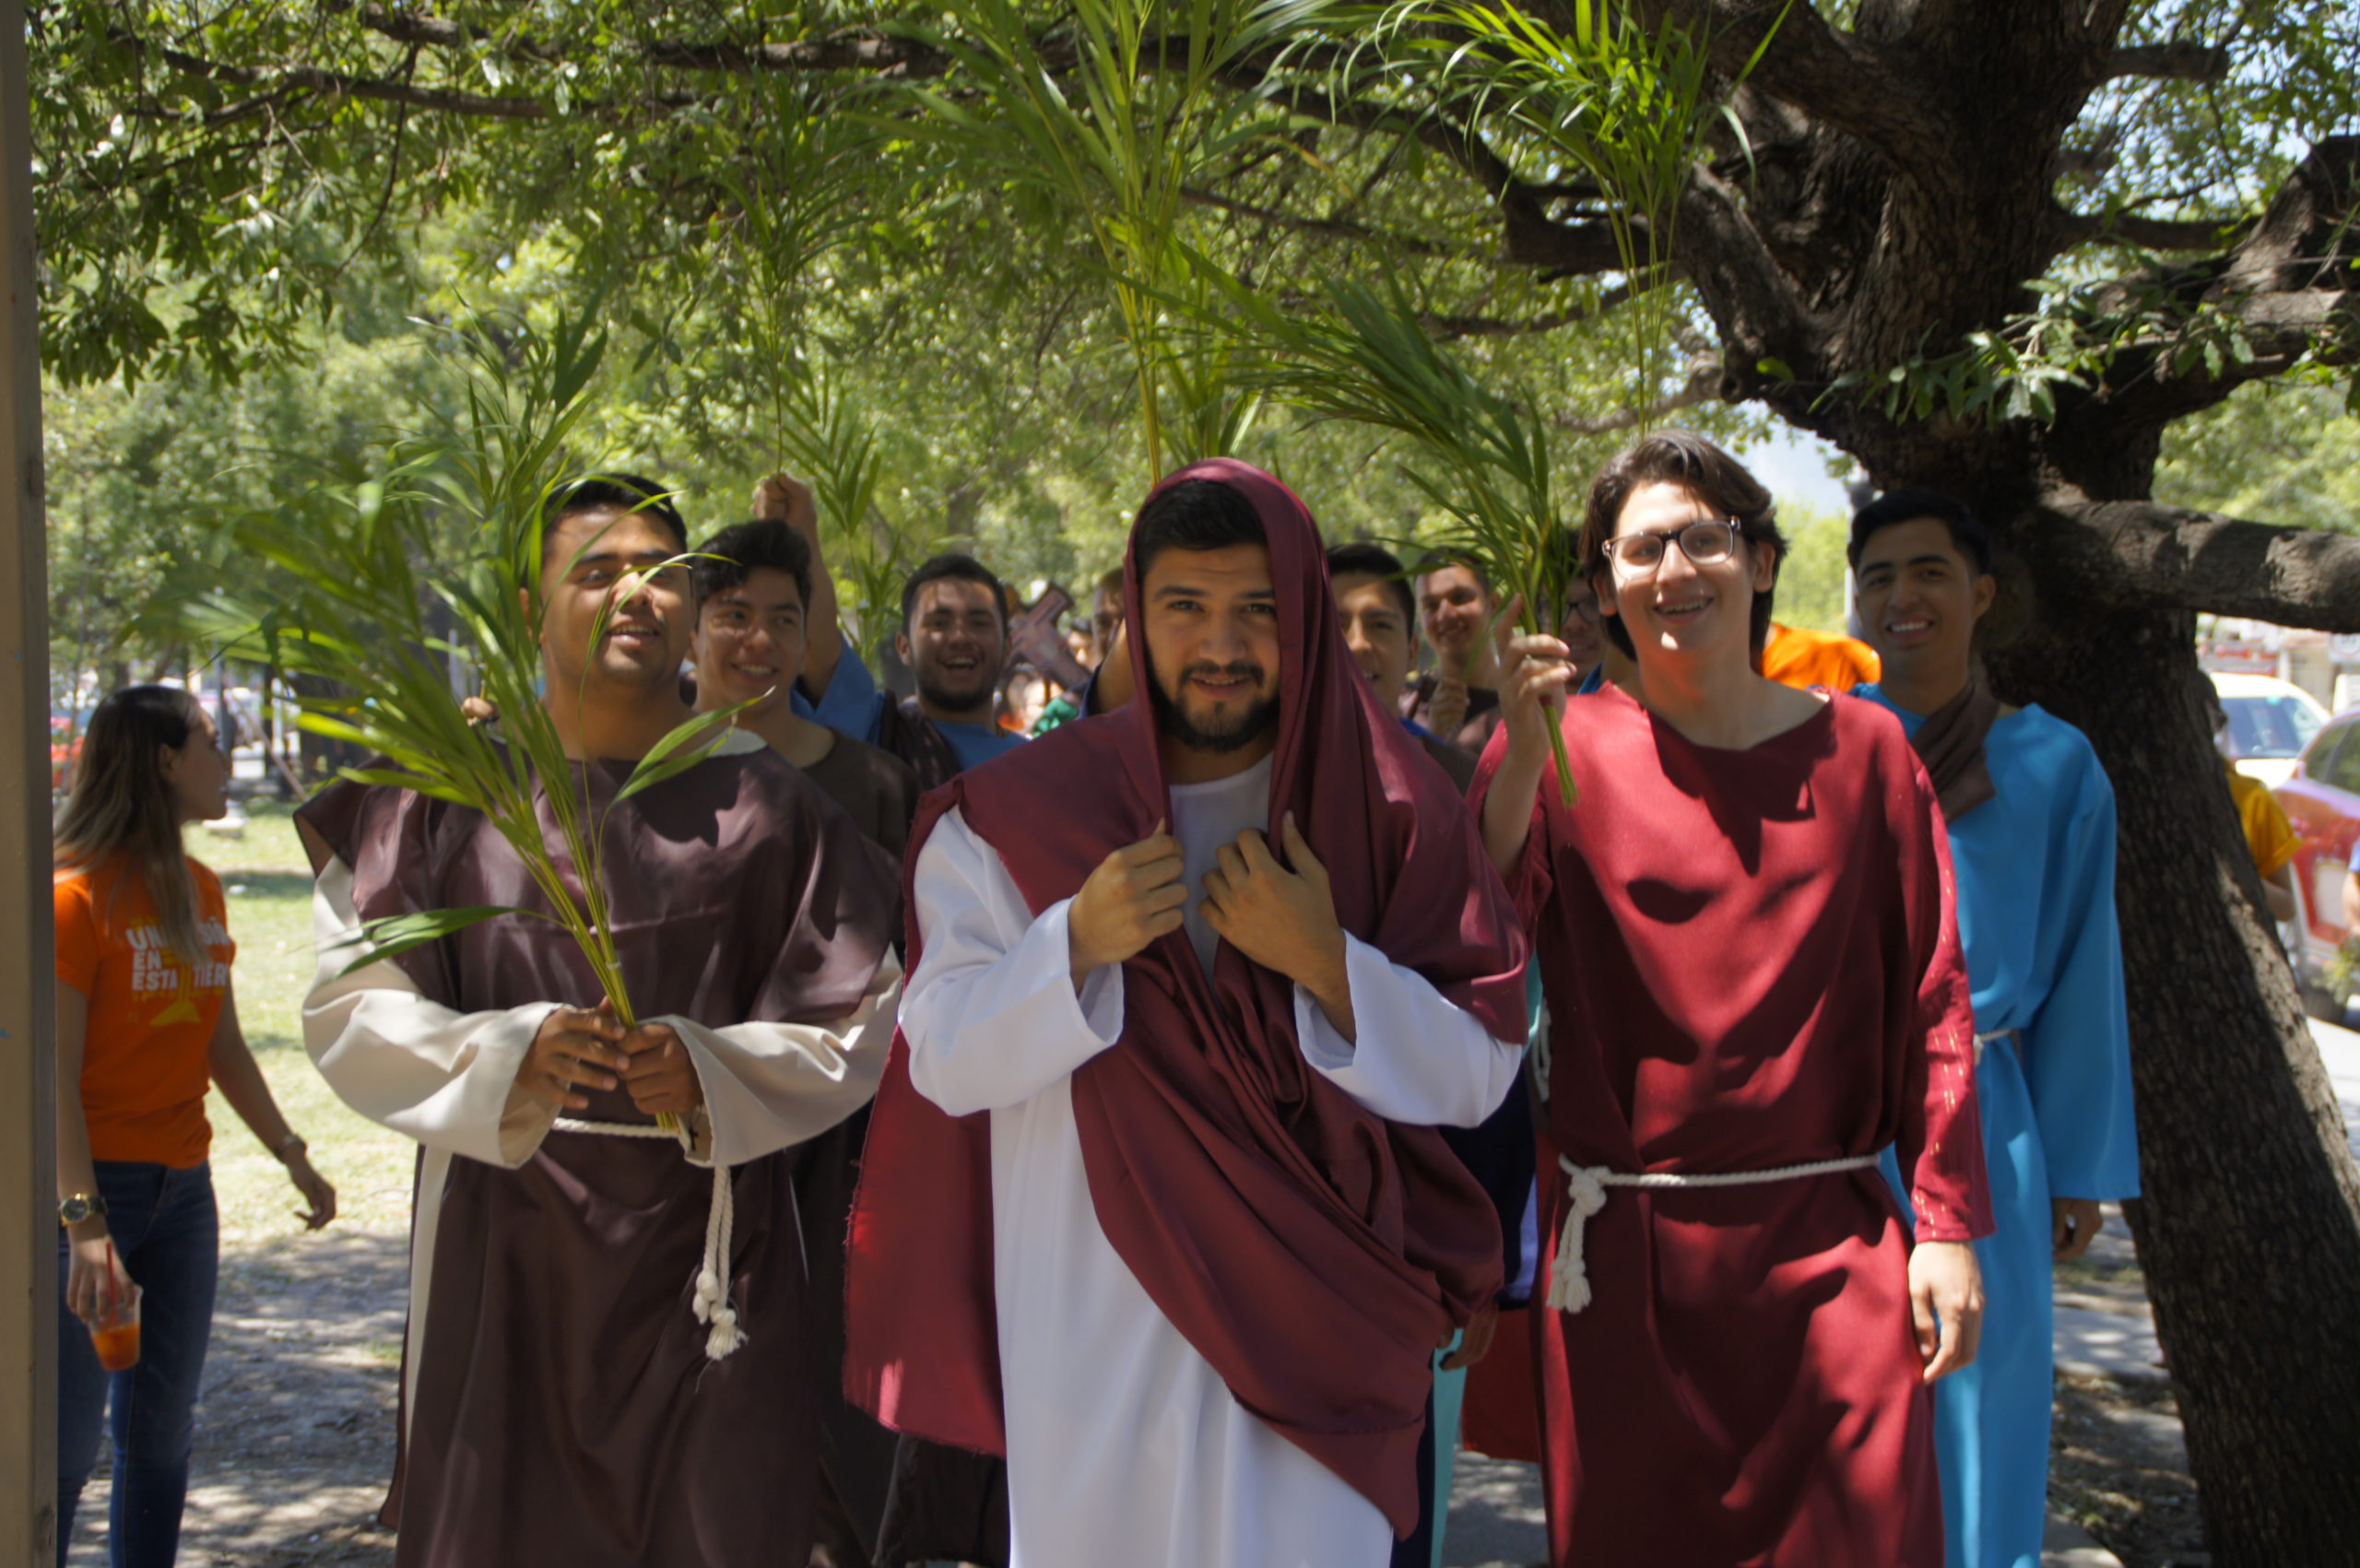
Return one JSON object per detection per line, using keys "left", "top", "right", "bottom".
{"left": 331, "top": 906, "right": 555, "bottom": 978}
{"left": 173, "top": 312, "right": 700, "bottom": 1137}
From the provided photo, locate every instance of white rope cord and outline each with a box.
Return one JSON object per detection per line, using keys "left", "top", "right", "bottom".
{"left": 1974, "top": 1028, "right": 2019, "bottom": 1062}
{"left": 553, "top": 1118, "right": 744, "bottom": 1361}
{"left": 1546, "top": 1152, "right": 1882, "bottom": 1314}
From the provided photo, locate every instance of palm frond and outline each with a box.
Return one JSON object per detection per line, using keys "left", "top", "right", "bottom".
{"left": 177, "top": 312, "right": 709, "bottom": 1136}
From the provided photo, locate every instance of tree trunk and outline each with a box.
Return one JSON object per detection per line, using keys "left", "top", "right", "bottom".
{"left": 1988, "top": 584, "right": 2360, "bottom": 1562}
{"left": 289, "top": 671, "right": 360, "bottom": 785}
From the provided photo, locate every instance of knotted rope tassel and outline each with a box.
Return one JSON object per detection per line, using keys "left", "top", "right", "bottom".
{"left": 1547, "top": 1151, "right": 1883, "bottom": 1315}
{"left": 555, "top": 1118, "right": 743, "bottom": 1361}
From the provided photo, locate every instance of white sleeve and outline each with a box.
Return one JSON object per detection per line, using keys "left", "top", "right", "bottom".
{"left": 301, "top": 856, "right": 560, "bottom": 1168}
{"left": 1293, "top": 932, "right": 1524, "bottom": 1127}
{"left": 655, "top": 949, "right": 903, "bottom": 1168}
{"left": 902, "top": 807, "right": 1126, "bottom": 1117}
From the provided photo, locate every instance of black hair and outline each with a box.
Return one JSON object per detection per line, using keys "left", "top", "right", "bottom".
{"left": 900, "top": 552, "right": 1009, "bottom": 632}
{"left": 1847, "top": 487, "right": 1995, "bottom": 577}
{"left": 1130, "top": 479, "right": 1267, "bottom": 581}
{"left": 691, "top": 519, "right": 815, "bottom": 611}
{"left": 542, "top": 473, "right": 690, "bottom": 564}
{"left": 1577, "top": 429, "right": 1787, "bottom": 658}
{"left": 1326, "top": 541, "right": 1416, "bottom": 624}
{"left": 1412, "top": 548, "right": 1491, "bottom": 596}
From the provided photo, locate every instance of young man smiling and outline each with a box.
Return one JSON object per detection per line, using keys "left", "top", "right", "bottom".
{"left": 690, "top": 518, "right": 921, "bottom": 858}
{"left": 1329, "top": 540, "right": 1480, "bottom": 792}
{"left": 1406, "top": 553, "right": 1505, "bottom": 750}
{"left": 1850, "top": 488, "right": 2140, "bottom": 1568}
{"left": 296, "top": 476, "right": 903, "bottom": 1568}
{"left": 1479, "top": 431, "right": 1990, "bottom": 1568}
{"left": 848, "top": 460, "right": 1528, "bottom": 1568}
{"left": 755, "top": 471, "right": 1024, "bottom": 787}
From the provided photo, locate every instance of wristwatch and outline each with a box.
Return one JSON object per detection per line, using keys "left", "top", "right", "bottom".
{"left": 274, "top": 1132, "right": 309, "bottom": 1163}
{"left": 58, "top": 1193, "right": 108, "bottom": 1228}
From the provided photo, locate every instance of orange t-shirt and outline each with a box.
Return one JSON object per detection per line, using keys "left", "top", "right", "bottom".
{"left": 53, "top": 853, "right": 236, "bottom": 1168}
{"left": 1761, "top": 622, "right": 1882, "bottom": 692}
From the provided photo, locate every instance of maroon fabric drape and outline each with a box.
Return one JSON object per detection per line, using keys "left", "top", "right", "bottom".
{"left": 845, "top": 458, "right": 1528, "bottom": 1536}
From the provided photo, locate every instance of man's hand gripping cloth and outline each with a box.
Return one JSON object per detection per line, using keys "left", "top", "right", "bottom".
{"left": 844, "top": 457, "right": 1530, "bottom": 1538}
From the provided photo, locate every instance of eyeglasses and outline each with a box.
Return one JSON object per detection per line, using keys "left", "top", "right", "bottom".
{"left": 1600, "top": 519, "right": 1743, "bottom": 575}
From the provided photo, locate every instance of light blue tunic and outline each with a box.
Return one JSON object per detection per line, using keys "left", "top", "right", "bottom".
{"left": 793, "top": 631, "right": 1027, "bottom": 770}
{"left": 1860, "top": 689, "right": 2142, "bottom": 1568}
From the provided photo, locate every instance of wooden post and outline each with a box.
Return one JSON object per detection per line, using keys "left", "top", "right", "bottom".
{"left": 0, "top": 0, "right": 57, "bottom": 1557}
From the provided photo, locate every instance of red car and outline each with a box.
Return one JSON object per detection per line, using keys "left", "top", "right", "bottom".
{"left": 2272, "top": 706, "right": 2360, "bottom": 1019}
{"left": 50, "top": 715, "right": 82, "bottom": 793}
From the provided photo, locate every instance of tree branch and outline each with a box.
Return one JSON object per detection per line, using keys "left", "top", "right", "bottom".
{"left": 332, "top": 4, "right": 958, "bottom": 78}
{"left": 118, "top": 35, "right": 560, "bottom": 121}
{"left": 2042, "top": 501, "right": 2360, "bottom": 631}
{"left": 2054, "top": 206, "right": 2252, "bottom": 252}
{"left": 1550, "top": 360, "right": 1722, "bottom": 434}
{"left": 1639, "top": 0, "right": 1948, "bottom": 169}
{"left": 1673, "top": 162, "right": 1820, "bottom": 386}
{"left": 1202, "top": 53, "right": 1633, "bottom": 276}
{"left": 2104, "top": 41, "right": 2233, "bottom": 84}
{"left": 2082, "top": 137, "right": 2360, "bottom": 427}
{"left": 1178, "top": 186, "right": 1486, "bottom": 264}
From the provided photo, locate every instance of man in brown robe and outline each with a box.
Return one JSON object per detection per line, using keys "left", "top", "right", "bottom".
{"left": 297, "top": 476, "right": 904, "bottom": 1568}
{"left": 689, "top": 514, "right": 923, "bottom": 1564}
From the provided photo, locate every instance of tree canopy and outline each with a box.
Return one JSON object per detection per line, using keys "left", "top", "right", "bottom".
{"left": 27, "top": 1, "right": 2360, "bottom": 1560}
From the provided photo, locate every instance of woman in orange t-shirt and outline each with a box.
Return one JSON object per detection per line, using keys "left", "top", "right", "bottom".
{"left": 51, "top": 686, "right": 336, "bottom": 1568}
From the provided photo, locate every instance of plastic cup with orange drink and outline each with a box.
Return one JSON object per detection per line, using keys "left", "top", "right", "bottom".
{"left": 88, "top": 1239, "right": 141, "bottom": 1372}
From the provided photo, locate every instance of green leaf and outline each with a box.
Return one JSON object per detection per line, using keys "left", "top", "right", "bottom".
{"left": 613, "top": 711, "right": 738, "bottom": 804}
{"left": 331, "top": 906, "right": 537, "bottom": 976}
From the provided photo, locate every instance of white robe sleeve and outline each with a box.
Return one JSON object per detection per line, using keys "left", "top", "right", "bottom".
{"left": 1292, "top": 933, "right": 1523, "bottom": 1127}
{"left": 902, "top": 806, "right": 1126, "bottom": 1116}
{"left": 305, "top": 855, "right": 904, "bottom": 1170}
{"left": 655, "top": 948, "right": 903, "bottom": 1168}
{"left": 303, "top": 855, "right": 562, "bottom": 1168}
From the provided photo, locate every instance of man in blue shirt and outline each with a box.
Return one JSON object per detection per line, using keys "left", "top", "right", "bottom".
{"left": 758, "top": 473, "right": 1026, "bottom": 788}
{"left": 1852, "top": 488, "right": 2141, "bottom": 1568}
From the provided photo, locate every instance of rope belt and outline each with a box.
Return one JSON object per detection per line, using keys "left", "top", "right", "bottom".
{"left": 1975, "top": 1028, "right": 2019, "bottom": 1063}
{"left": 1547, "top": 1152, "right": 1882, "bottom": 1314}
{"left": 552, "top": 1118, "right": 744, "bottom": 1361}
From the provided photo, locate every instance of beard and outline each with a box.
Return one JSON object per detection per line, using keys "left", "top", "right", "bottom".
{"left": 915, "top": 658, "right": 997, "bottom": 715}
{"left": 1148, "top": 660, "right": 1280, "bottom": 754}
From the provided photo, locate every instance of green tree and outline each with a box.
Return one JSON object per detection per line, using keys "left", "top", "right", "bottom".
{"left": 32, "top": 0, "right": 2360, "bottom": 1553}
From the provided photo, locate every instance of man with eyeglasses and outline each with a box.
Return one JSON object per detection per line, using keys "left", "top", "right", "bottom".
{"left": 1476, "top": 430, "right": 1990, "bottom": 1568}
{"left": 1851, "top": 488, "right": 2139, "bottom": 1568}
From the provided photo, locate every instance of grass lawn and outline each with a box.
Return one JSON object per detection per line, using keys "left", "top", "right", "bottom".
{"left": 189, "top": 801, "right": 415, "bottom": 1251}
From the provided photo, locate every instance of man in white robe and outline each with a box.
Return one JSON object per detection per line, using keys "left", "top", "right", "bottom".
{"left": 846, "top": 460, "right": 1529, "bottom": 1568}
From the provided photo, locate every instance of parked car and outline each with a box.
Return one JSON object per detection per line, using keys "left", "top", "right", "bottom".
{"left": 49, "top": 713, "right": 82, "bottom": 793}
{"left": 2272, "top": 704, "right": 2360, "bottom": 1020}
{"left": 2211, "top": 670, "right": 2327, "bottom": 790}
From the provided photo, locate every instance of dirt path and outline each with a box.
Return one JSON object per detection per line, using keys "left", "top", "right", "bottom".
{"left": 64, "top": 1208, "right": 2198, "bottom": 1567}
{"left": 65, "top": 1226, "right": 404, "bottom": 1567}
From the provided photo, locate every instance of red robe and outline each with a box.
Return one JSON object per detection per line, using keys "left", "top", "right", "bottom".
{"left": 1472, "top": 685, "right": 1990, "bottom": 1568}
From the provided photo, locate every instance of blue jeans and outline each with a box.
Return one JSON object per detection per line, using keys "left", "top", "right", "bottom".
{"left": 56, "top": 1161, "right": 218, "bottom": 1568}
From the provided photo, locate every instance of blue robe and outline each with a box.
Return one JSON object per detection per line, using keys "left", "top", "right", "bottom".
{"left": 1859, "top": 689, "right": 2142, "bottom": 1568}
